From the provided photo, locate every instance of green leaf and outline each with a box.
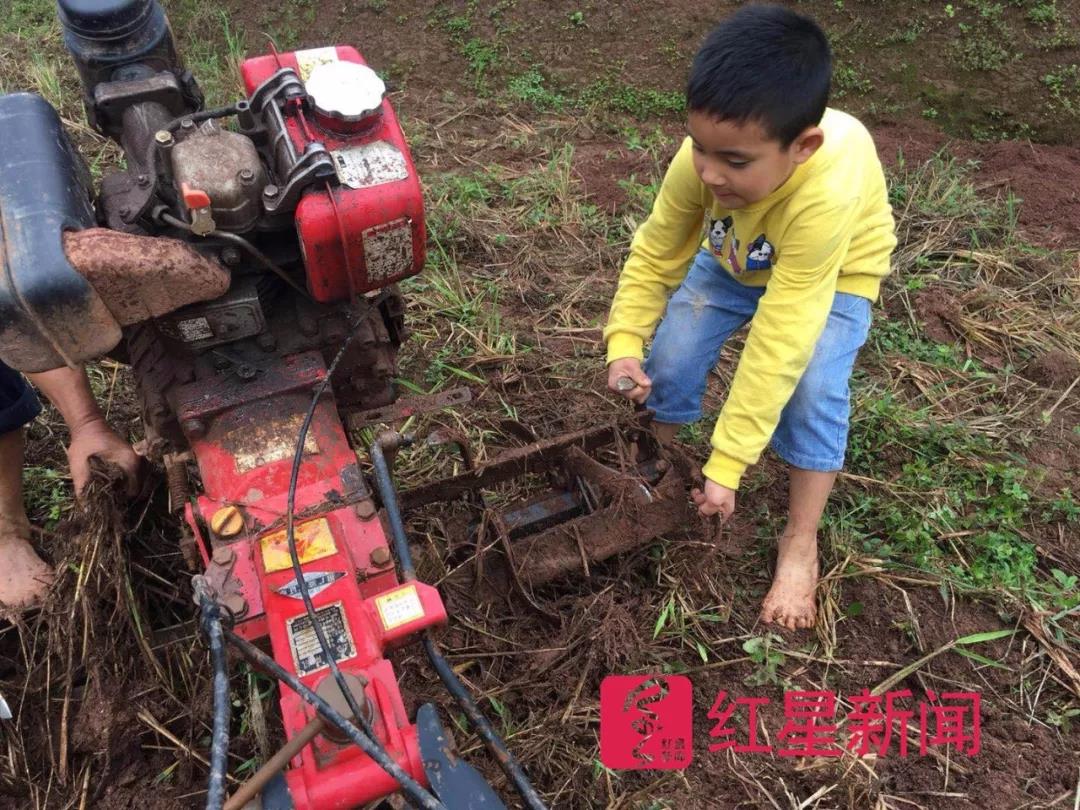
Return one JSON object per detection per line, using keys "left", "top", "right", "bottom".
{"left": 953, "top": 648, "right": 1008, "bottom": 669}
{"left": 742, "top": 637, "right": 763, "bottom": 655}
{"left": 653, "top": 598, "right": 673, "bottom": 639}
{"left": 955, "top": 628, "right": 1015, "bottom": 645}
{"left": 845, "top": 601, "right": 864, "bottom": 617}
{"left": 444, "top": 365, "right": 486, "bottom": 384}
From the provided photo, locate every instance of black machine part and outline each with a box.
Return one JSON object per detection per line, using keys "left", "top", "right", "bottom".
{"left": 416, "top": 704, "right": 508, "bottom": 809}
{"left": 57, "top": 0, "right": 202, "bottom": 137}
{"left": 0, "top": 92, "right": 122, "bottom": 373}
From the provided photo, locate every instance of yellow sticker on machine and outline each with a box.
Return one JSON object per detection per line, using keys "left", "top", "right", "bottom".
{"left": 374, "top": 585, "right": 425, "bottom": 630}
{"left": 295, "top": 46, "right": 339, "bottom": 81}
{"left": 260, "top": 518, "right": 337, "bottom": 573}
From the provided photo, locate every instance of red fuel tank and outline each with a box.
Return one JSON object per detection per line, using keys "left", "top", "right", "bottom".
{"left": 241, "top": 47, "right": 425, "bottom": 303}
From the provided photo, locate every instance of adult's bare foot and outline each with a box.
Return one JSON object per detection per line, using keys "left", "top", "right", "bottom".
{"left": 759, "top": 531, "right": 819, "bottom": 630}
{"left": 0, "top": 519, "right": 54, "bottom": 609}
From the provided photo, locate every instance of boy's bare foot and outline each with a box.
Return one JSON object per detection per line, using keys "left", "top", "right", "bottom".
{"left": 760, "top": 531, "right": 819, "bottom": 630}
{"left": 0, "top": 519, "right": 54, "bottom": 609}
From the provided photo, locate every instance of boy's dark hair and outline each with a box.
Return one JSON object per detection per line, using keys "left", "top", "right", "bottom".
{"left": 687, "top": 4, "right": 832, "bottom": 147}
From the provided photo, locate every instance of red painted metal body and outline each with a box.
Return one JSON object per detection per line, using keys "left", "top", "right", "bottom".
{"left": 181, "top": 350, "right": 448, "bottom": 808}
{"left": 172, "top": 44, "right": 442, "bottom": 809}
{"left": 241, "top": 47, "right": 426, "bottom": 303}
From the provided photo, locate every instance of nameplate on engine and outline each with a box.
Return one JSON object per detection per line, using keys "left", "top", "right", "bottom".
{"left": 333, "top": 141, "right": 408, "bottom": 190}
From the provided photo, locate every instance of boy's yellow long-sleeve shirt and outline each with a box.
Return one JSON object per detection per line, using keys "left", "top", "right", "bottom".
{"left": 604, "top": 108, "right": 897, "bottom": 489}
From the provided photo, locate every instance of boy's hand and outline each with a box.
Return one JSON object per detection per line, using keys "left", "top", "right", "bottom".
{"left": 607, "top": 358, "right": 652, "bottom": 405}
{"left": 691, "top": 479, "right": 735, "bottom": 521}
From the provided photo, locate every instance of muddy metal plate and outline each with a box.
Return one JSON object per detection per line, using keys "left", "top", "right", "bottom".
{"left": 230, "top": 412, "right": 320, "bottom": 474}
{"left": 362, "top": 217, "right": 413, "bottom": 282}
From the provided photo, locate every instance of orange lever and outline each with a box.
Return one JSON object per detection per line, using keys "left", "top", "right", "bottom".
{"left": 181, "top": 182, "right": 211, "bottom": 210}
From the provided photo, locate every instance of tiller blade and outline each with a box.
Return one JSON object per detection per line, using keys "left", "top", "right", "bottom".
{"left": 400, "top": 414, "right": 696, "bottom": 591}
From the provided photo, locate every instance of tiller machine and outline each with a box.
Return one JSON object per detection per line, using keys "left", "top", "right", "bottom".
{"left": 0, "top": 1, "right": 692, "bottom": 807}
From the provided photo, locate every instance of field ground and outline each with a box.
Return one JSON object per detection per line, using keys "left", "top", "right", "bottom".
{"left": 0, "top": 1, "right": 1078, "bottom": 808}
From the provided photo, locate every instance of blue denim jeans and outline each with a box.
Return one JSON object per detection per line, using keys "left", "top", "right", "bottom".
{"left": 644, "top": 249, "right": 872, "bottom": 472}
{"left": 0, "top": 361, "right": 41, "bottom": 435}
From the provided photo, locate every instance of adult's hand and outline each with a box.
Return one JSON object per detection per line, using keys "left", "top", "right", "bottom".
{"left": 67, "top": 420, "right": 142, "bottom": 497}
{"left": 27, "top": 365, "right": 143, "bottom": 497}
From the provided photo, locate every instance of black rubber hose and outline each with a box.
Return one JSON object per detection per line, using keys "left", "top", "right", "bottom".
{"left": 222, "top": 630, "right": 446, "bottom": 810}
{"left": 367, "top": 435, "right": 549, "bottom": 810}
{"left": 199, "top": 590, "right": 230, "bottom": 810}
{"left": 420, "top": 635, "right": 548, "bottom": 810}
{"left": 370, "top": 435, "right": 416, "bottom": 582}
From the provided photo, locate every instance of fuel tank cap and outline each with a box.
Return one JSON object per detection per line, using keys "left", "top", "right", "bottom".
{"left": 305, "top": 60, "right": 386, "bottom": 129}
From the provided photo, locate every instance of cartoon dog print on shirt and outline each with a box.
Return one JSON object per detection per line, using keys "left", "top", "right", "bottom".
{"left": 707, "top": 216, "right": 733, "bottom": 256}
{"left": 745, "top": 234, "right": 775, "bottom": 271}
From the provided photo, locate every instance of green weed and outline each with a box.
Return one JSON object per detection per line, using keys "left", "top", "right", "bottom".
{"left": 23, "top": 465, "right": 70, "bottom": 527}
{"left": 462, "top": 37, "right": 500, "bottom": 86}
{"left": 742, "top": 633, "right": 786, "bottom": 686}
{"left": 834, "top": 63, "right": 874, "bottom": 96}
{"left": 1027, "top": 1, "right": 1058, "bottom": 25}
{"left": 653, "top": 592, "right": 728, "bottom": 663}
{"left": 585, "top": 82, "right": 686, "bottom": 118}
{"left": 951, "top": 2, "right": 1015, "bottom": 71}
{"left": 1042, "top": 64, "right": 1080, "bottom": 116}
{"left": 507, "top": 69, "right": 567, "bottom": 111}
{"left": 838, "top": 383, "right": 1070, "bottom": 594}
{"left": 885, "top": 20, "right": 926, "bottom": 45}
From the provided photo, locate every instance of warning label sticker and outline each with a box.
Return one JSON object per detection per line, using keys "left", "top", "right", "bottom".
{"left": 296, "top": 47, "right": 339, "bottom": 81}
{"left": 286, "top": 602, "right": 356, "bottom": 676}
{"left": 332, "top": 141, "right": 409, "bottom": 190}
{"left": 260, "top": 518, "right": 337, "bottom": 574}
{"left": 375, "top": 585, "right": 425, "bottom": 630}
{"left": 362, "top": 218, "right": 413, "bottom": 282}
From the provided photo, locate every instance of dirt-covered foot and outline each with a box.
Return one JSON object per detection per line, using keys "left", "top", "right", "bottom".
{"left": 0, "top": 519, "right": 54, "bottom": 609}
{"left": 759, "top": 531, "right": 819, "bottom": 630}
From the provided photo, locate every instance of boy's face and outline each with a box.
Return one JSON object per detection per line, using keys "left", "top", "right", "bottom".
{"left": 687, "top": 111, "right": 823, "bottom": 208}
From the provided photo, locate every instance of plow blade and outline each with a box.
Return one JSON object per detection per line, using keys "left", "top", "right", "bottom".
{"left": 400, "top": 416, "right": 696, "bottom": 590}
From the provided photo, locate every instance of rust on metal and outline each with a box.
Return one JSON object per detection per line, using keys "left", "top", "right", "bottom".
{"left": 63, "top": 228, "right": 229, "bottom": 325}
{"left": 399, "top": 421, "right": 626, "bottom": 509}
{"left": 346, "top": 385, "right": 472, "bottom": 430}
{"left": 172, "top": 350, "right": 327, "bottom": 424}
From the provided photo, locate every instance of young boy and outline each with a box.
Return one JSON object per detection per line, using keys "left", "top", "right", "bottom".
{"left": 604, "top": 5, "right": 896, "bottom": 630}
